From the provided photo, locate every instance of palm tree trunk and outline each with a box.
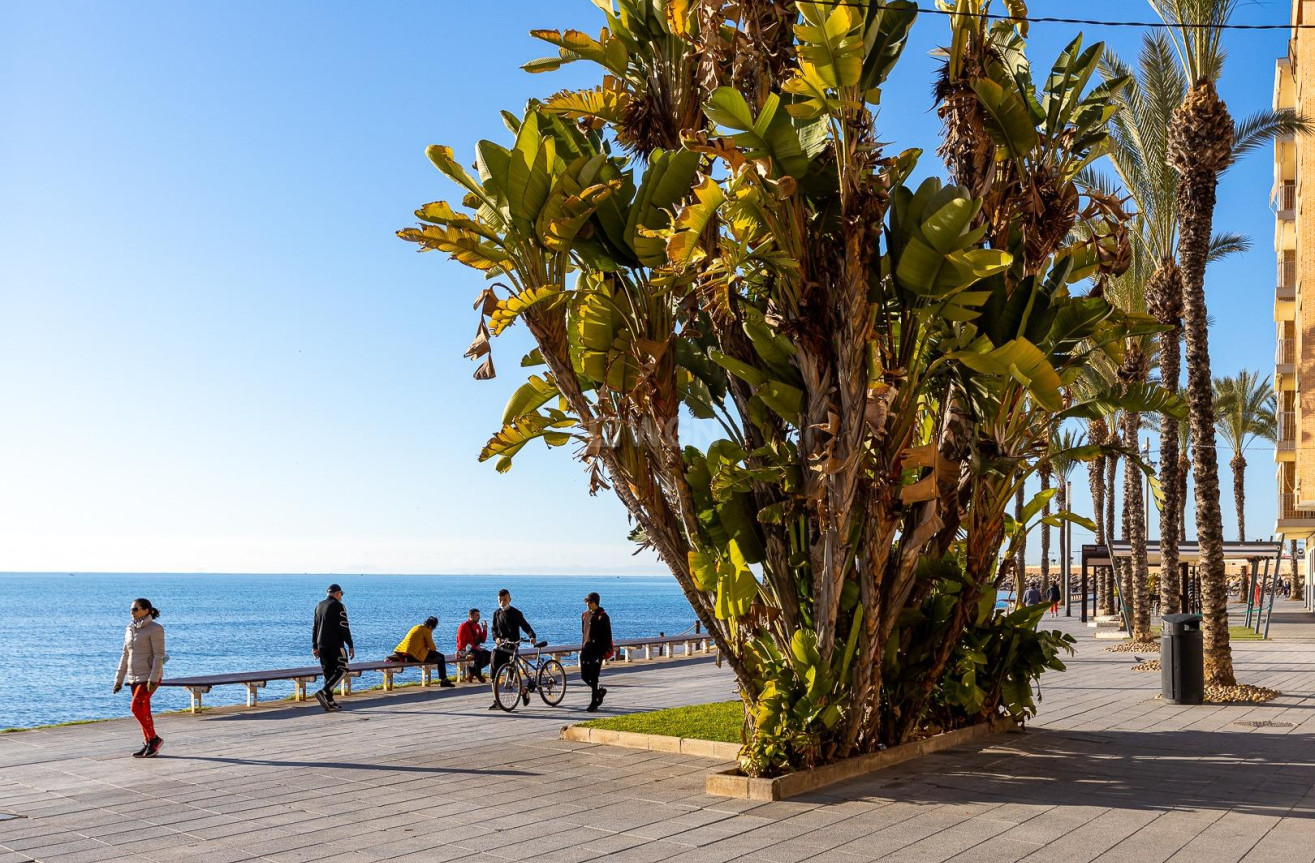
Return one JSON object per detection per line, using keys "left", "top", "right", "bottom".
{"left": 1040, "top": 462, "right": 1052, "bottom": 589}
{"left": 1291, "top": 538, "right": 1303, "bottom": 601}
{"left": 1088, "top": 422, "right": 1109, "bottom": 617}
{"left": 1104, "top": 432, "right": 1119, "bottom": 615}
{"left": 1178, "top": 450, "right": 1190, "bottom": 543}
{"left": 1231, "top": 452, "right": 1247, "bottom": 542}
{"left": 1123, "top": 409, "right": 1152, "bottom": 640}
{"left": 1171, "top": 79, "right": 1235, "bottom": 686}
{"left": 1016, "top": 483, "right": 1027, "bottom": 592}
{"left": 1149, "top": 260, "right": 1183, "bottom": 617}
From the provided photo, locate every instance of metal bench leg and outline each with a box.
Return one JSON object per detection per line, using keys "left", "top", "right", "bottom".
{"left": 186, "top": 686, "right": 209, "bottom": 714}
{"left": 421, "top": 666, "right": 432, "bottom": 686}
{"left": 645, "top": 645, "right": 654, "bottom": 660}
{"left": 244, "top": 681, "right": 265, "bottom": 707}
{"left": 382, "top": 670, "right": 395, "bottom": 692}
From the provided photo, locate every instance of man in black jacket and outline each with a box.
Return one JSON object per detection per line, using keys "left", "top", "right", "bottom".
{"left": 312, "top": 584, "right": 354, "bottom": 712}
{"left": 489, "top": 588, "right": 536, "bottom": 710}
{"left": 580, "top": 592, "right": 613, "bottom": 712}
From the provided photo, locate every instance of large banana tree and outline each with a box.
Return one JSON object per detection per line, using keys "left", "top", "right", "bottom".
{"left": 401, "top": 0, "right": 1173, "bottom": 774}
{"left": 1213, "top": 371, "right": 1277, "bottom": 542}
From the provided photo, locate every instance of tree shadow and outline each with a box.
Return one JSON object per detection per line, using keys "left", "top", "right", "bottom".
{"left": 798, "top": 728, "right": 1315, "bottom": 819}
{"left": 166, "top": 755, "right": 533, "bottom": 775}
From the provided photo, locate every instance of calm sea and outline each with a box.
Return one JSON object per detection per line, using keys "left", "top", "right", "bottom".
{"left": 0, "top": 573, "right": 695, "bottom": 730}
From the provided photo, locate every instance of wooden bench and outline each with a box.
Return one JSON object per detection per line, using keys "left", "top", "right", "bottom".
{"left": 158, "top": 631, "right": 716, "bottom": 714}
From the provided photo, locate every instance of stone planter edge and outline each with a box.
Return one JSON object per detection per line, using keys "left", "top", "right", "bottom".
{"left": 706, "top": 717, "right": 1017, "bottom": 801}
{"left": 559, "top": 723, "right": 741, "bottom": 761}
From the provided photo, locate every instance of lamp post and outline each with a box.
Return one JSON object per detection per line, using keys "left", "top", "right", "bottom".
{"left": 1064, "top": 479, "right": 1072, "bottom": 616}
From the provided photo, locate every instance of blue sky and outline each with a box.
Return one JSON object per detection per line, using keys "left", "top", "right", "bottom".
{"left": 0, "top": 1, "right": 1293, "bottom": 574}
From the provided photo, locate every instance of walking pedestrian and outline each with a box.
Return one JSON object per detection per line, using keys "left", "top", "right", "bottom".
{"left": 1047, "top": 582, "right": 1061, "bottom": 618}
{"left": 1022, "top": 581, "right": 1042, "bottom": 607}
{"left": 488, "top": 589, "right": 536, "bottom": 710}
{"left": 312, "top": 584, "right": 354, "bottom": 712}
{"left": 580, "top": 592, "right": 613, "bottom": 712}
{"left": 456, "top": 609, "right": 490, "bottom": 682}
{"left": 386, "top": 616, "right": 455, "bottom": 687}
{"left": 113, "top": 598, "right": 166, "bottom": 758}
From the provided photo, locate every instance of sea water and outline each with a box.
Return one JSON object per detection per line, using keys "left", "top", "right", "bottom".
{"left": 0, "top": 573, "right": 695, "bottom": 729}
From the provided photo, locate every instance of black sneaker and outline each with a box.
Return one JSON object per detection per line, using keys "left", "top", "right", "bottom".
{"left": 327, "top": 700, "right": 342, "bottom": 711}
{"left": 439, "top": 678, "right": 455, "bottom": 688}
{"left": 315, "top": 690, "right": 332, "bottom": 712}
{"left": 131, "top": 742, "right": 151, "bottom": 758}
{"left": 142, "top": 737, "right": 162, "bottom": 758}
{"left": 586, "top": 703, "right": 599, "bottom": 713}
{"left": 596, "top": 688, "right": 607, "bottom": 707}
{"left": 488, "top": 701, "right": 500, "bottom": 710}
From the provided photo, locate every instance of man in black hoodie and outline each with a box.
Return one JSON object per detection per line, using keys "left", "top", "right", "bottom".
{"left": 312, "top": 584, "right": 354, "bottom": 712}
{"left": 489, "top": 588, "right": 536, "bottom": 710}
{"left": 580, "top": 592, "right": 613, "bottom": 711}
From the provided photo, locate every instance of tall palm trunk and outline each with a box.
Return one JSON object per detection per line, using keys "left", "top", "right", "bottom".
{"left": 1121, "top": 359, "right": 1152, "bottom": 640}
{"left": 1178, "top": 448, "right": 1190, "bottom": 543}
{"left": 1015, "top": 483, "right": 1027, "bottom": 592}
{"left": 1107, "top": 427, "right": 1122, "bottom": 616}
{"left": 1292, "top": 539, "right": 1303, "bottom": 602}
{"left": 1040, "top": 460, "right": 1052, "bottom": 589}
{"left": 1148, "top": 260, "right": 1184, "bottom": 616}
{"left": 1088, "top": 417, "right": 1109, "bottom": 616}
{"left": 1169, "top": 78, "right": 1235, "bottom": 686}
{"left": 1231, "top": 451, "right": 1246, "bottom": 541}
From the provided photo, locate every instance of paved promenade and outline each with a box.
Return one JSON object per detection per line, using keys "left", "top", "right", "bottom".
{"left": 4, "top": 610, "right": 1315, "bottom": 863}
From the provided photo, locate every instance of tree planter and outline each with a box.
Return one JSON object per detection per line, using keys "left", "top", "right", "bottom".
{"left": 706, "top": 718, "right": 1017, "bottom": 801}
{"left": 559, "top": 724, "right": 740, "bottom": 761}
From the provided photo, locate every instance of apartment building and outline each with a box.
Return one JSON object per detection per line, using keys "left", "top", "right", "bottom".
{"left": 1274, "top": 7, "right": 1315, "bottom": 603}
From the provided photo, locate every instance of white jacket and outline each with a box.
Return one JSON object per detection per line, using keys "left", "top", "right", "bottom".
{"left": 114, "top": 618, "right": 166, "bottom": 687}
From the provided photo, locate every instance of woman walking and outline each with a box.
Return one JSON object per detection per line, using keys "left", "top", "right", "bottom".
{"left": 113, "top": 598, "right": 166, "bottom": 757}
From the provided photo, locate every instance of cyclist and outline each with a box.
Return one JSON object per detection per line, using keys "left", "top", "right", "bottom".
{"left": 489, "top": 588, "right": 537, "bottom": 709}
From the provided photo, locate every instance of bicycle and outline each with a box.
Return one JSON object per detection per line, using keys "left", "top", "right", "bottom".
{"left": 491, "top": 638, "right": 566, "bottom": 711}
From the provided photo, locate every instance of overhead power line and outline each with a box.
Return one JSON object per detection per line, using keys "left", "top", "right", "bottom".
{"left": 850, "top": 2, "right": 1312, "bottom": 31}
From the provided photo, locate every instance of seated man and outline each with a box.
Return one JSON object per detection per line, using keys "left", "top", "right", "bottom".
{"left": 455, "top": 608, "right": 491, "bottom": 683}
{"left": 387, "top": 616, "right": 455, "bottom": 687}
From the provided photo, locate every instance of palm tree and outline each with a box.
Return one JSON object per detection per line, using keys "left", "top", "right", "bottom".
{"left": 1213, "top": 371, "right": 1277, "bottom": 542}
{"left": 1087, "top": 416, "right": 1112, "bottom": 615}
{"left": 1050, "top": 429, "right": 1087, "bottom": 607}
{"left": 1040, "top": 452, "right": 1052, "bottom": 590}
{"left": 1147, "top": 0, "right": 1308, "bottom": 685}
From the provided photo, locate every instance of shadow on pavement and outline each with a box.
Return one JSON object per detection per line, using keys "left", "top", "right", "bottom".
{"left": 166, "top": 755, "right": 534, "bottom": 776}
{"left": 798, "top": 728, "right": 1315, "bottom": 819}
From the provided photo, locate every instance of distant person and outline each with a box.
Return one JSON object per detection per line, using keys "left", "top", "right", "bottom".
{"left": 312, "top": 584, "right": 354, "bottom": 712}
{"left": 456, "top": 609, "right": 490, "bottom": 683}
{"left": 387, "top": 617, "right": 455, "bottom": 687}
{"left": 580, "top": 592, "right": 613, "bottom": 712}
{"left": 489, "top": 588, "right": 537, "bottom": 710}
{"left": 1047, "top": 583, "right": 1061, "bottom": 617}
{"left": 1022, "top": 582, "right": 1042, "bottom": 607}
{"left": 113, "top": 597, "right": 166, "bottom": 758}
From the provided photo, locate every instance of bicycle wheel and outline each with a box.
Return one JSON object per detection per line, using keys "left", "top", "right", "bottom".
{"left": 493, "top": 663, "right": 521, "bottom": 712}
{"left": 537, "top": 659, "right": 566, "bottom": 706}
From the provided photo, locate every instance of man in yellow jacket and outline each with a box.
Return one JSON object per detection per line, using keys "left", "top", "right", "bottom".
{"left": 387, "top": 617, "right": 455, "bottom": 687}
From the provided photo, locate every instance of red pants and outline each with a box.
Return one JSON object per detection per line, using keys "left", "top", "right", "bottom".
{"left": 131, "top": 683, "right": 156, "bottom": 742}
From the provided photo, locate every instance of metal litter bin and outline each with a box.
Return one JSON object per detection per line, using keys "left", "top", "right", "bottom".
{"left": 1161, "top": 613, "right": 1204, "bottom": 705}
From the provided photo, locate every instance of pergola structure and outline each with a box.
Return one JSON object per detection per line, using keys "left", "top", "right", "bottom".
{"left": 1079, "top": 541, "right": 1284, "bottom": 634}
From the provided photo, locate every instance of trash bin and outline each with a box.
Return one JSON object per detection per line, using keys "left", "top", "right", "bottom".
{"left": 1161, "top": 613, "right": 1204, "bottom": 705}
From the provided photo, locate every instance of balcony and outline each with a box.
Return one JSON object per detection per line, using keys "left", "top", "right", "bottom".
{"left": 1279, "top": 256, "right": 1297, "bottom": 302}
{"left": 1280, "top": 493, "right": 1315, "bottom": 521}
{"left": 1278, "top": 410, "right": 1297, "bottom": 460}
{"left": 1279, "top": 181, "right": 1297, "bottom": 219}
{"left": 1277, "top": 337, "right": 1296, "bottom": 373}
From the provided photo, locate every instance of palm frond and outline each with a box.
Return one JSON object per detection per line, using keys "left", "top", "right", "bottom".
{"left": 1231, "top": 109, "right": 1315, "bottom": 163}
{"left": 1206, "top": 231, "right": 1250, "bottom": 264}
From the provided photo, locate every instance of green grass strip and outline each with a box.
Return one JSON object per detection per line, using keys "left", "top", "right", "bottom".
{"left": 580, "top": 700, "right": 743, "bottom": 744}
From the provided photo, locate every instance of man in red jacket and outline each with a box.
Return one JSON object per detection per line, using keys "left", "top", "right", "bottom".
{"left": 456, "top": 608, "right": 490, "bottom": 683}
